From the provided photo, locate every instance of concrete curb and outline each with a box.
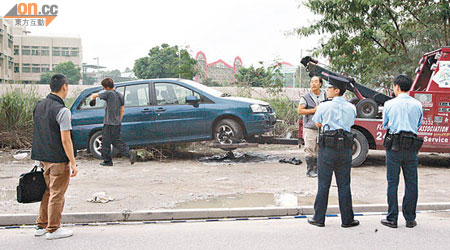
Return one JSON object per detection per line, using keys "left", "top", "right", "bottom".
{"left": 1, "top": 202, "right": 450, "bottom": 226}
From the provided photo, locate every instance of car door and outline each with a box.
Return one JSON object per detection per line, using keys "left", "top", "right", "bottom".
{"left": 152, "top": 82, "right": 207, "bottom": 143}
{"left": 119, "top": 83, "right": 156, "bottom": 145}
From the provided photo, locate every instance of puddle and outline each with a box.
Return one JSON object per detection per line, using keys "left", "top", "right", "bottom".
{"left": 0, "top": 189, "right": 16, "bottom": 202}
{"left": 199, "top": 152, "right": 280, "bottom": 164}
{"left": 176, "top": 193, "right": 305, "bottom": 209}
{"left": 175, "top": 193, "right": 370, "bottom": 209}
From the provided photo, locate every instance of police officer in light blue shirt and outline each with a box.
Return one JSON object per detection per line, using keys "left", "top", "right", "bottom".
{"left": 381, "top": 74, "right": 423, "bottom": 229}
{"left": 307, "top": 75, "right": 359, "bottom": 228}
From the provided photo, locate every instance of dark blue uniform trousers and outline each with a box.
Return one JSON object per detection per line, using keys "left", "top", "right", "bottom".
{"left": 313, "top": 146, "right": 354, "bottom": 224}
{"left": 385, "top": 149, "right": 418, "bottom": 222}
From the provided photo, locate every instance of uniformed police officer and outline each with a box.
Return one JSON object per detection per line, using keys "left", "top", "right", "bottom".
{"left": 307, "top": 75, "right": 359, "bottom": 228}
{"left": 381, "top": 74, "right": 423, "bottom": 229}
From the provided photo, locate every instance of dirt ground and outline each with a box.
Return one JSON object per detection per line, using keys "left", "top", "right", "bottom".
{"left": 1, "top": 144, "right": 449, "bottom": 214}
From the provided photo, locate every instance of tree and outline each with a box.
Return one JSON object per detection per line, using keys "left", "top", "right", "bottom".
{"left": 40, "top": 61, "right": 81, "bottom": 84}
{"left": 82, "top": 73, "right": 95, "bottom": 85}
{"left": 297, "top": 0, "right": 450, "bottom": 89}
{"left": 133, "top": 43, "right": 197, "bottom": 79}
{"left": 103, "top": 69, "right": 121, "bottom": 78}
{"left": 234, "top": 62, "right": 285, "bottom": 95}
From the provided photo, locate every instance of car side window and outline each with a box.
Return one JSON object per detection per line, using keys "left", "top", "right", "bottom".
{"left": 78, "top": 92, "right": 106, "bottom": 110}
{"left": 116, "top": 86, "right": 125, "bottom": 96}
{"left": 124, "top": 84, "right": 149, "bottom": 107}
{"left": 155, "top": 83, "right": 201, "bottom": 105}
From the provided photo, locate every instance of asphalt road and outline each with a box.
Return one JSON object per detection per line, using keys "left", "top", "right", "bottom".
{"left": 1, "top": 211, "right": 449, "bottom": 250}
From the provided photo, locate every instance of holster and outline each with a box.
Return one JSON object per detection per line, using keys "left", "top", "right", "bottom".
{"left": 319, "top": 129, "right": 354, "bottom": 149}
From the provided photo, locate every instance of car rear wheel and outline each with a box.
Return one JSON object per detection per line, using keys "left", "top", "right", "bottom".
{"left": 351, "top": 129, "right": 369, "bottom": 167}
{"left": 214, "top": 119, "right": 244, "bottom": 149}
{"left": 88, "top": 130, "right": 119, "bottom": 159}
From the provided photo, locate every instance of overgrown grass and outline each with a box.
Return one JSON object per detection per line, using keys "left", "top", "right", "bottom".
{"left": 263, "top": 97, "right": 299, "bottom": 138}
{"left": 0, "top": 86, "right": 40, "bottom": 148}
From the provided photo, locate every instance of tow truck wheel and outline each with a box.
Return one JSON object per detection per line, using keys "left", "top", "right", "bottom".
{"left": 349, "top": 97, "right": 360, "bottom": 105}
{"left": 214, "top": 119, "right": 244, "bottom": 151}
{"left": 356, "top": 98, "right": 378, "bottom": 118}
{"left": 351, "top": 129, "right": 369, "bottom": 167}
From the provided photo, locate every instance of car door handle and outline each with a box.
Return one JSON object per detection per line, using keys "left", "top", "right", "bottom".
{"left": 141, "top": 108, "right": 152, "bottom": 113}
{"left": 155, "top": 107, "right": 166, "bottom": 112}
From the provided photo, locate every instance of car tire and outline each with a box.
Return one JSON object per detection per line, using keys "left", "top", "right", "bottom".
{"left": 351, "top": 129, "right": 369, "bottom": 167}
{"left": 214, "top": 119, "right": 244, "bottom": 148}
{"left": 356, "top": 98, "right": 378, "bottom": 118}
{"left": 88, "top": 130, "right": 119, "bottom": 159}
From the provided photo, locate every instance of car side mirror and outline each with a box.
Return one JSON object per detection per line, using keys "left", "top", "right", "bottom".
{"left": 186, "top": 95, "right": 200, "bottom": 107}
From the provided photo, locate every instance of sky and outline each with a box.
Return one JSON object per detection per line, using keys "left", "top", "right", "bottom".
{"left": 2, "top": 0, "right": 322, "bottom": 71}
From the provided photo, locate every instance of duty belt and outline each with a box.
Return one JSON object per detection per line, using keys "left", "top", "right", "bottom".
{"left": 383, "top": 130, "right": 423, "bottom": 152}
{"left": 318, "top": 128, "right": 355, "bottom": 149}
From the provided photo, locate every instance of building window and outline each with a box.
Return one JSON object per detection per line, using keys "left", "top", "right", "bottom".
{"left": 32, "top": 46, "right": 40, "bottom": 56}
{"left": 41, "top": 46, "right": 49, "bottom": 56}
{"left": 8, "top": 61, "right": 13, "bottom": 69}
{"left": 0, "top": 58, "right": 3, "bottom": 68}
{"left": 8, "top": 40, "right": 13, "bottom": 48}
{"left": 62, "top": 47, "right": 70, "bottom": 57}
{"left": 41, "top": 64, "right": 50, "bottom": 72}
{"left": 14, "top": 63, "right": 19, "bottom": 73}
{"left": 52, "top": 47, "right": 61, "bottom": 56}
{"left": 22, "top": 63, "right": 31, "bottom": 73}
{"left": 32, "top": 64, "right": 40, "bottom": 73}
{"left": 22, "top": 46, "right": 31, "bottom": 56}
{"left": 14, "top": 45, "right": 19, "bottom": 55}
{"left": 70, "top": 48, "right": 79, "bottom": 57}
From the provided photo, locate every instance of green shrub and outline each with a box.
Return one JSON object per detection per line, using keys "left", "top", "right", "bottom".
{"left": 263, "top": 97, "right": 299, "bottom": 138}
{"left": 0, "top": 87, "right": 40, "bottom": 148}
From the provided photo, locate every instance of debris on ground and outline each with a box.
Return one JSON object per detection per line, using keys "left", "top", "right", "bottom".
{"left": 13, "top": 152, "right": 28, "bottom": 160}
{"left": 87, "top": 192, "right": 115, "bottom": 203}
{"left": 135, "top": 149, "right": 155, "bottom": 162}
{"left": 199, "top": 151, "right": 279, "bottom": 164}
{"left": 278, "top": 157, "right": 303, "bottom": 165}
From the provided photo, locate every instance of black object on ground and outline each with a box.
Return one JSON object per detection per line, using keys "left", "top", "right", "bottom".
{"left": 279, "top": 157, "right": 303, "bottom": 165}
{"left": 199, "top": 151, "right": 279, "bottom": 164}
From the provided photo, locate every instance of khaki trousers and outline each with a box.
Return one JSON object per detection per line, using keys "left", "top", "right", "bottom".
{"left": 303, "top": 128, "right": 319, "bottom": 158}
{"left": 36, "top": 162, "right": 70, "bottom": 233}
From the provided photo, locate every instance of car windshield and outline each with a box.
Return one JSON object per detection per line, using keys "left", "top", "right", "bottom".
{"left": 181, "top": 80, "right": 225, "bottom": 97}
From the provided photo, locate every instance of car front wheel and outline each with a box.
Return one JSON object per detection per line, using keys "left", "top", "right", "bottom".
{"left": 214, "top": 119, "right": 244, "bottom": 147}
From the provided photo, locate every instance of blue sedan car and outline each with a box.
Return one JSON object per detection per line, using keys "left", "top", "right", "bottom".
{"left": 70, "top": 79, "right": 276, "bottom": 158}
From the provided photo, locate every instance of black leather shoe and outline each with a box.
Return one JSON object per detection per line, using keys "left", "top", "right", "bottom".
{"left": 381, "top": 219, "right": 398, "bottom": 228}
{"left": 406, "top": 221, "right": 417, "bottom": 228}
{"left": 307, "top": 218, "right": 325, "bottom": 227}
{"left": 100, "top": 161, "right": 113, "bottom": 166}
{"left": 129, "top": 150, "right": 136, "bottom": 165}
{"left": 341, "top": 220, "right": 360, "bottom": 228}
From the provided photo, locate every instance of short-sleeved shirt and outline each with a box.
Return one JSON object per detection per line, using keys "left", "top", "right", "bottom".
{"left": 383, "top": 93, "right": 423, "bottom": 134}
{"left": 312, "top": 96, "right": 357, "bottom": 132}
{"left": 99, "top": 90, "right": 125, "bottom": 125}
{"left": 299, "top": 90, "right": 327, "bottom": 107}
{"left": 56, "top": 107, "right": 72, "bottom": 131}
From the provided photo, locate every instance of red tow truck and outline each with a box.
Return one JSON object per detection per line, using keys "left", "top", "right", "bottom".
{"left": 301, "top": 47, "right": 450, "bottom": 166}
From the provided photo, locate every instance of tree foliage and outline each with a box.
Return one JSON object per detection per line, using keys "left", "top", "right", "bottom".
{"left": 133, "top": 43, "right": 197, "bottom": 79}
{"left": 234, "top": 62, "right": 285, "bottom": 95}
{"left": 40, "top": 61, "right": 81, "bottom": 84}
{"left": 297, "top": 0, "right": 450, "bottom": 88}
